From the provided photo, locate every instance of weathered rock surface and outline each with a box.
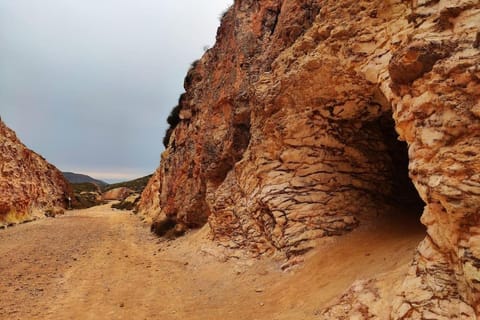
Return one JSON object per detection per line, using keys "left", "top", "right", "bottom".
{"left": 140, "top": 0, "right": 480, "bottom": 316}
{"left": 138, "top": 167, "right": 162, "bottom": 224}
{"left": 111, "top": 193, "right": 141, "bottom": 211}
{"left": 0, "top": 120, "right": 69, "bottom": 226}
{"left": 102, "top": 187, "right": 134, "bottom": 201}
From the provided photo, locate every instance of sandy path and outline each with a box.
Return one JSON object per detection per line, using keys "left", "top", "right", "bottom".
{"left": 0, "top": 204, "right": 425, "bottom": 320}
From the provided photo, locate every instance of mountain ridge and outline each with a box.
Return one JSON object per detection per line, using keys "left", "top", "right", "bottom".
{"left": 62, "top": 172, "right": 107, "bottom": 187}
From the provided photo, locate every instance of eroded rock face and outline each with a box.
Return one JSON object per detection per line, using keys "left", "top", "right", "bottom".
{"left": 140, "top": 0, "right": 480, "bottom": 316}
{"left": 0, "top": 120, "right": 69, "bottom": 226}
{"left": 102, "top": 187, "right": 133, "bottom": 201}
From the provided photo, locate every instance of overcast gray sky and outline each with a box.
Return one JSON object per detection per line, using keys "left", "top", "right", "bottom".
{"left": 0, "top": 0, "right": 232, "bottom": 183}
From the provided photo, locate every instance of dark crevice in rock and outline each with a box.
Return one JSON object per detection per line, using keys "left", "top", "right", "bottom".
{"left": 380, "top": 113, "right": 425, "bottom": 214}
{"left": 263, "top": 8, "right": 281, "bottom": 35}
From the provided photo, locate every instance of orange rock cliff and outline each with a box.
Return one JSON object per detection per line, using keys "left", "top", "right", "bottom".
{"left": 139, "top": 0, "right": 480, "bottom": 317}
{"left": 0, "top": 119, "right": 70, "bottom": 226}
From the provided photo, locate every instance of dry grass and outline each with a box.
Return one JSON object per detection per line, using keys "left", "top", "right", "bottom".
{"left": 0, "top": 208, "right": 32, "bottom": 227}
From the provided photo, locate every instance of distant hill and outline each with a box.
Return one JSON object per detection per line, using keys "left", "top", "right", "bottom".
{"left": 103, "top": 174, "right": 153, "bottom": 193}
{"left": 62, "top": 172, "right": 107, "bottom": 187}
{"left": 70, "top": 182, "right": 103, "bottom": 209}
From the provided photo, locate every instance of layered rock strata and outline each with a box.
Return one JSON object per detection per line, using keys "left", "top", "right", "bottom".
{"left": 0, "top": 120, "right": 69, "bottom": 226}
{"left": 140, "top": 0, "right": 480, "bottom": 316}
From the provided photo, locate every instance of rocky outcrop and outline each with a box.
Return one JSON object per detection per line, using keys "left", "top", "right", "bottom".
{"left": 140, "top": 0, "right": 480, "bottom": 316}
{"left": 102, "top": 187, "right": 133, "bottom": 201}
{"left": 111, "top": 193, "right": 141, "bottom": 211}
{"left": 138, "top": 167, "right": 162, "bottom": 223}
{"left": 0, "top": 120, "right": 69, "bottom": 226}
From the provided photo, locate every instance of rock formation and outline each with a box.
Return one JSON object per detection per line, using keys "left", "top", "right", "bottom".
{"left": 138, "top": 167, "right": 162, "bottom": 224}
{"left": 102, "top": 187, "right": 133, "bottom": 201}
{"left": 140, "top": 0, "right": 480, "bottom": 316}
{"left": 111, "top": 193, "right": 141, "bottom": 211}
{"left": 0, "top": 120, "right": 69, "bottom": 226}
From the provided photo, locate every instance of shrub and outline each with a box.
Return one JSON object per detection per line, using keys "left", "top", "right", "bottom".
{"left": 163, "top": 127, "right": 173, "bottom": 148}
{"left": 167, "top": 104, "right": 181, "bottom": 127}
{"left": 150, "top": 217, "right": 176, "bottom": 237}
{"left": 190, "top": 59, "right": 200, "bottom": 69}
{"left": 163, "top": 97, "right": 184, "bottom": 148}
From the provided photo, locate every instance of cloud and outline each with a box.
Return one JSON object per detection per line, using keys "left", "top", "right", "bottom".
{"left": 0, "top": 0, "right": 232, "bottom": 181}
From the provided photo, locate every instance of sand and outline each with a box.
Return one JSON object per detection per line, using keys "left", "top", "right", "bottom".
{"left": 0, "top": 204, "right": 424, "bottom": 320}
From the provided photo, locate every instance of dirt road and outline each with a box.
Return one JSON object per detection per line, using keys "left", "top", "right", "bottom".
{"left": 0, "top": 204, "right": 425, "bottom": 320}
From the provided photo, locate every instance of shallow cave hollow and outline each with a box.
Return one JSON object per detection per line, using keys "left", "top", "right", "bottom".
{"left": 379, "top": 113, "right": 425, "bottom": 220}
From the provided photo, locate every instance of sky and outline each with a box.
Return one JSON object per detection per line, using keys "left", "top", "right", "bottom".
{"left": 0, "top": 0, "right": 232, "bottom": 183}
